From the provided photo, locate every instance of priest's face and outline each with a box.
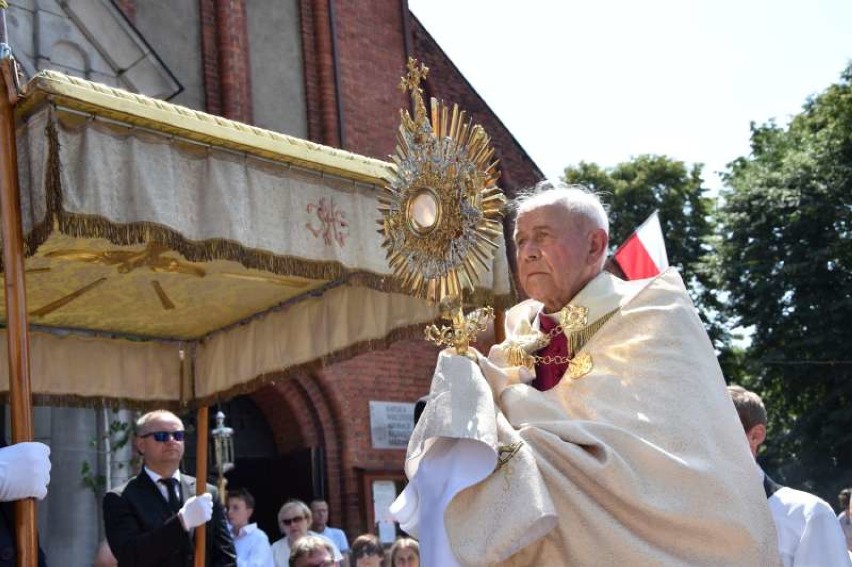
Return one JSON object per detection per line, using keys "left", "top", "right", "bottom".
{"left": 514, "top": 204, "right": 605, "bottom": 312}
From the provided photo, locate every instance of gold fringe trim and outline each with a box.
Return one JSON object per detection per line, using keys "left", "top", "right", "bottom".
{"left": 0, "top": 321, "right": 440, "bottom": 411}
{"left": 49, "top": 211, "right": 513, "bottom": 309}
{"left": 0, "top": 392, "right": 187, "bottom": 413}
{"left": 568, "top": 308, "right": 618, "bottom": 355}
{"left": 5, "top": 109, "right": 514, "bottom": 311}
{"left": 0, "top": 115, "right": 58, "bottom": 273}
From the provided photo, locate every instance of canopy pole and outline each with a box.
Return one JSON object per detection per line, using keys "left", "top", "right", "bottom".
{"left": 0, "top": 47, "right": 39, "bottom": 567}
{"left": 194, "top": 405, "right": 209, "bottom": 567}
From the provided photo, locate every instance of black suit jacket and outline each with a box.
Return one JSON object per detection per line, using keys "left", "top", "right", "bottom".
{"left": 0, "top": 502, "right": 47, "bottom": 567}
{"left": 103, "top": 469, "right": 235, "bottom": 567}
{"left": 0, "top": 440, "right": 47, "bottom": 567}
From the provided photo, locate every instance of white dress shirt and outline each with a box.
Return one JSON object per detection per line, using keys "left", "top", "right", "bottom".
{"left": 143, "top": 466, "right": 181, "bottom": 503}
{"left": 232, "top": 523, "right": 274, "bottom": 567}
{"left": 767, "top": 483, "right": 852, "bottom": 567}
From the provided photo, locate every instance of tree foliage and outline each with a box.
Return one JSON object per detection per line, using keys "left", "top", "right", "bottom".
{"left": 718, "top": 64, "right": 852, "bottom": 502}
{"left": 563, "top": 156, "right": 729, "bottom": 356}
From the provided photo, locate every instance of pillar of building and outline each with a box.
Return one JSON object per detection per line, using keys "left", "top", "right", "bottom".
{"left": 200, "top": 0, "right": 253, "bottom": 123}
{"left": 300, "top": 0, "right": 341, "bottom": 147}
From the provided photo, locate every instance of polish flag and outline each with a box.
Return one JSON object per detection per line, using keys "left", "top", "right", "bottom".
{"left": 612, "top": 211, "right": 669, "bottom": 280}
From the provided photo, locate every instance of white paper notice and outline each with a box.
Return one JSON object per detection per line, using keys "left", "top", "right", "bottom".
{"left": 369, "top": 401, "right": 414, "bottom": 449}
{"left": 378, "top": 520, "right": 396, "bottom": 544}
{"left": 373, "top": 479, "right": 398, "bottom": 523}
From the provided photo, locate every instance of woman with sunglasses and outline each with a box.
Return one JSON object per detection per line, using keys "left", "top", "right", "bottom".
{"left": 349, "top": 534, "right": 384, "bottom": 567}
{"left": 272, "top": 500, "right": 343, "bottom": 567}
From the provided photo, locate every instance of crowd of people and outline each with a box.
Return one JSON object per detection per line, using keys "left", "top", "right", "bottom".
{"left": 223, "top": 488, "right": 420, "bottom": 567}
{"left": 91, "top": 408, "right": 420, "bottom": 567}
{"left": 728, "top": 386, "right": 852, "bottom": 566}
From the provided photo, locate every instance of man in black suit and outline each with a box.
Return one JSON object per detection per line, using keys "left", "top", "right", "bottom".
{"left": 103, "top": 410, "right": 236, "bottom": 567}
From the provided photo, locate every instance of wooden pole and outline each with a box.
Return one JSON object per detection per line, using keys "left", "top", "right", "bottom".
{"left": 0, "top": 56, "right": 38, "bottom": 567}
{"left": 194, "top": 405, "right": 209, "bottom": 567}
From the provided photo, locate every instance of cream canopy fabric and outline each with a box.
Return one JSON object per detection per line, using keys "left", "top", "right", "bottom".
{"left": 0, "top": 71, "right": 512, "bottom": 407}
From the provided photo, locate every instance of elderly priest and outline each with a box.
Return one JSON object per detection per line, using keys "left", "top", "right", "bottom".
{"left": 391, "top": 182, "right": 781, "bottom": 567}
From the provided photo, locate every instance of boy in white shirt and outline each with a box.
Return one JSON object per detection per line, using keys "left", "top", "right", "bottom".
{"left": 227, "top": 488, "right": 274, "bottom": 567}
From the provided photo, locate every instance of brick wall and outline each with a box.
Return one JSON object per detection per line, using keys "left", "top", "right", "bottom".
{"left": 326, "top": 0, "right": 409, "bottom": 158}
{"left": 320, "top": 338, "right": 440, "bottom": 536}
{"left": 199, "top": 0, "right": 253, "bottom": 122}
{"left": 199, "top": 0, "right": 222, "bottom": 116}
{"left": 216, "top": 0, "right": 253, "bottom": 123}
{"left": 251, "top": 377, "right": 314, "bottom": 454}
{"left": 299, "top": 0, "right": 325, "bottom": 144}
{"left": 247, "top": 338, "right": 440, "bottom": 537}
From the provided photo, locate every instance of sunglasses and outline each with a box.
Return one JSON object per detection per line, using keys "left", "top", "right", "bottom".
{"left": 141, "top": 430, "right": 186, "bottom": 442}
{"left": 281, "top": 516, "right": 305, "bottom": 525}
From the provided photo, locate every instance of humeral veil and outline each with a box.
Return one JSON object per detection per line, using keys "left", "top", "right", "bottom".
{"left": 391, "top": 269, "right": 781, "bottom": 567}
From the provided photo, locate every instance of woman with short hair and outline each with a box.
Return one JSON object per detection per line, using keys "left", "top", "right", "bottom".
{"left": 271, "top": 500, "right": 342, "bottom": 567}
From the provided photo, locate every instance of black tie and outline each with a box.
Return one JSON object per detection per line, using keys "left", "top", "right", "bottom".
{"left": 160, "top": 478, "right": 181, "bottom": 513}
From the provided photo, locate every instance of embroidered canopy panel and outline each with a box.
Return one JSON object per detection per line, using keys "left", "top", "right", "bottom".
{"left": 0, "top": 71, "right": 512, "bottom": 406}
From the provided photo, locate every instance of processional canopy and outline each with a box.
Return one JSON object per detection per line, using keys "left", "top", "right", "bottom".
{"left": 0, "top": 69, "right": 511, "bottom": 407}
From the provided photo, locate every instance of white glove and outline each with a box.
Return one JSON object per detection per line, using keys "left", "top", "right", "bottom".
{"left": 178, "top": 492, "right": 213, "bottom": 530}
{"left": 0, "top": 442, "right": 51, "bottom": 501}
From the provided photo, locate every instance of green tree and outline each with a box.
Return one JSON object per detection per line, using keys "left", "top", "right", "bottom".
{"left": 563, "top": 156, "right": 730, "bottom": 359}
{"left": 718, "top": 64, "right": 852, "bottom": 503}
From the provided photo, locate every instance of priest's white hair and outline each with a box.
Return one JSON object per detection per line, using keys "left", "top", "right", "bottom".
{"left": 513, "top": 179, "right": 609, "bottom": 236}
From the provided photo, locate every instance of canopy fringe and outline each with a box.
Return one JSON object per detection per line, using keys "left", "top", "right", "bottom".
{"left": 191, "top": 320, "right": 438, "bottom": 409}
{"left": 0, "top": 320, "right": 438, "bottom": 410}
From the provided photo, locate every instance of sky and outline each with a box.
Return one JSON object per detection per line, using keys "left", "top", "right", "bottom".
{"left": 408, "top": 0, "right": 852, "bottom": 191}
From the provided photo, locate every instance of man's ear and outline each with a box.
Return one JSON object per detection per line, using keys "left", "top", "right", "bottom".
{"left": 746, "top": 423, "right": 766, "bottom": 456}
{"left": 134, "top": 436, "right": 144, "bottom": 457}
{"left": 588, "top": 228, "right": 609, "bottom": 265}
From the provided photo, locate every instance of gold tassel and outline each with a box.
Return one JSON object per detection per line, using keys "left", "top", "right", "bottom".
{"left": 567, "top": 308, "right": 618, "bottom": 355}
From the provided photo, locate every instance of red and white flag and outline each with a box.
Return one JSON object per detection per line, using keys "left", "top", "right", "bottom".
{"left": 612, "top": 210, "right": 669, "bottom": 280}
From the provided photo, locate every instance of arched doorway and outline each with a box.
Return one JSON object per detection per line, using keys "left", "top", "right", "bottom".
{"left": 183, "top": 394, "right": 318, "bottom": 542}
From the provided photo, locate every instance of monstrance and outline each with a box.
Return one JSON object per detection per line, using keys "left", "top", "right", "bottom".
{"left": 378, "top": 58, "right": 506, "bottom": 354}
